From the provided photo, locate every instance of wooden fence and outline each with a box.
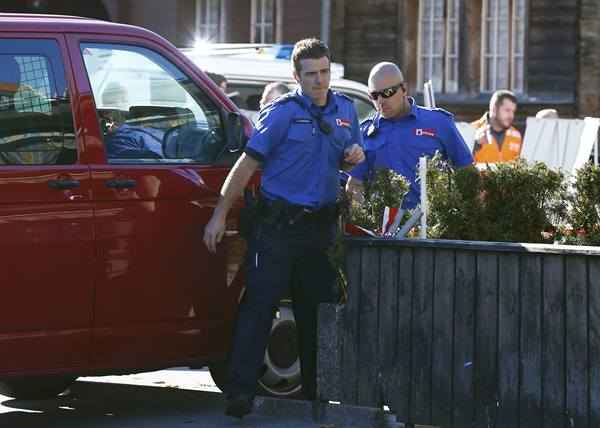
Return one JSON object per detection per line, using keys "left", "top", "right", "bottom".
{"left": 328, "top": 238, "right": 600, "bottom": 428}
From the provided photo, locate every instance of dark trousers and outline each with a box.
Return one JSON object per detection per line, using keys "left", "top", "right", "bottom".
{"left": 226, "top": 217, "right": 337, "bottom": 400}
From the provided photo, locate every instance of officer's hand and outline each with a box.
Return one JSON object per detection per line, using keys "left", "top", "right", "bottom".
{"left": 203, "top": 214, "right": 226, "bottom": 254}
{"left": 343, "top": 144, "right": 365, "bottom": 166}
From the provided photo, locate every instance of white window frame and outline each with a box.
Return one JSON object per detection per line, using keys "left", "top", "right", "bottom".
{"left": 251, "top": 0, "right": 275, "bottom": 43}
{"left": 481, "top": 0, "right": 527, "bottom": 93}
{"left": 417, "top": 0, "right": 461, "bottom": 94}
{"left": 195, "top": 0, "right": 223, "bottom": 42}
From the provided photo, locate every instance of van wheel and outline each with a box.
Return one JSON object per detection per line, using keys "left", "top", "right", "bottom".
{"left": 258, "top": 304, "right": 302, "bottom": 398}
{"left": 0, "top": 376, "right": 76, "bottom": 400}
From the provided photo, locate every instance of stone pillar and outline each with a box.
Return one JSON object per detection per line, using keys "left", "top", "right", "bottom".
{"left": 463, "top": 0, "right": 482, "bottom": 96}
{"left": 578, "top": 0, "right": 600, "bottom": 116}
{"left": 329, "top": 0, "right": 346, "bottom": 65}
{"left": 333, "top": 0, "right": 402, "bottom": 83}
{"left": 176, "top": 0, "right": 196, "bottom": 47}
{"left": 223, "top": 0, "right": 251, "bottom": 43}
{"left": 317, "top": 303, "right": 345, "bottom": 402}
{"left": 399, "top": 0, "right": 418, "bottom": 93}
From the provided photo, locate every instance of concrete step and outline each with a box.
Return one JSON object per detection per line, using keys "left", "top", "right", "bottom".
{"left": 255, "top": 396, "right": 404, "bottom": 428}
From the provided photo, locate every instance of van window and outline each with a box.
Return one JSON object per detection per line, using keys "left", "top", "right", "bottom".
{"left": 0, "top": 39, "right": 76, "bottom": 165}
{"left": 81, "top": 43, "right": 229, "bottom": 165}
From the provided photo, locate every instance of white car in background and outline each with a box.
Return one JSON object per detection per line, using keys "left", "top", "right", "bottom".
{"left": 181, "top": 44, "right": 375, "bottom": 123}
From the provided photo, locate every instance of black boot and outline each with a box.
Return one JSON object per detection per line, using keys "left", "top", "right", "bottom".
{"left": 225, "top": 393, "right": 254, "bottom": 419}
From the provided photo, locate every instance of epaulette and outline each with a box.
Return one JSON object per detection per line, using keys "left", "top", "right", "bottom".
{"left": 331, "top": 90, "right": 354, "bottom": 104}
{"left": 360, "top": 113, "right": 378, "bottom": 137}
{"left": 360, "top": 116, "right": 374, "bottom": 130}
{"left": 259, "top": 92, "right": 309, "bottom": 117}
{"left": 271, "top": 92, "right": 298, "bottom": 106}
{"left": 430, "top": 107, "right": 455, "bottom": 118}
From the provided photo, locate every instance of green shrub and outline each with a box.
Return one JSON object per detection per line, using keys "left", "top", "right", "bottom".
{"left": 349, "top": 168, "right": 410, "bottom": 232}
{"left": 427, "top": 158, "right": 567, "bottom": 243}
{"left": 565, "top": 162, "right": 600, "bottom": 245}
{"left": 427, "top": 157, "right": 487, "bottom": 240}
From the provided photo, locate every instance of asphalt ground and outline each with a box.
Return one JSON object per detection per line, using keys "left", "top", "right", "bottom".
{"left": 0, "top": 369, "right": 400, "bottom": 428}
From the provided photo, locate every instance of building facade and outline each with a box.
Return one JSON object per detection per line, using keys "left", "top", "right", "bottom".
{"left": 101, "top": 0, "right": 323, "bottom": 51}
{"left": 329, "top": 0, "right": 600, "bottom": 122}
{"left": 4, "top": 0, "right": 600, "bottom": 122}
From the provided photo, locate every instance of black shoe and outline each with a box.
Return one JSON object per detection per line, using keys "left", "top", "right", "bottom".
{"left": 225, "top": 394, "right": 254, "bottom": 419}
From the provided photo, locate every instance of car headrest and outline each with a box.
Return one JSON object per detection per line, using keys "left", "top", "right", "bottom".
{"left": 128, "top": 105, "right": 192, "bottom": 119}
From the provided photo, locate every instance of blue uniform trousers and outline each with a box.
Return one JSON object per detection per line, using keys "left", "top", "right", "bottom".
{"left": 226, "top": 215, "right": 338, "bottom": 400}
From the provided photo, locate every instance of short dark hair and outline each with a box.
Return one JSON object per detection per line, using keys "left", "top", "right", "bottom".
{"left": 490, "top": 89, "right": 518, "bottom": 109}
{"left": 291, "top": 38, "right": 331, "bottom": 74}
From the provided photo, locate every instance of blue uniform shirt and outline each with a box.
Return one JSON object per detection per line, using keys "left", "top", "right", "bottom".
{"left": 245, "top": 88, "right": 362, "bottom": 208}
{"left": 105, "top": 124, "right": 164, "bottom": 159}
{"left": 350, "top": 98, "right": 473, "bottom": 209}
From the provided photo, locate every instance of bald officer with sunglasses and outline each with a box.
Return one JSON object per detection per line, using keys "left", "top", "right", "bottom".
{"left": 346, "top": 62, "right": 473, "bottom": 209}
{"left": 204, "top": 38, "right": 363, "bottom": 419}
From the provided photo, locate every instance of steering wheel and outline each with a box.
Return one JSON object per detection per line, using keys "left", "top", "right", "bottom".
{"left": 162, "top": 123, "right": 218, "bottom": 161}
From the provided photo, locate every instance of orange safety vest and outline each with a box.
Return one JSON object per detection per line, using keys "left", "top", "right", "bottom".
{"left": 471, "top": 113, "right": 522, "bottom": 164}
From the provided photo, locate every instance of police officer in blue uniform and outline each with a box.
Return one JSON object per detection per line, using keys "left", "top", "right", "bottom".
{"left": 203, "top": 38, "right": 364, "bottom": 419}
{"left": 346, "top": 62, "right": 473, "bottom": 209}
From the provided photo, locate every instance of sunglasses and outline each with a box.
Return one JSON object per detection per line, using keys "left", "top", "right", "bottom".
{"left": 369, "top": 83, "right": 405, "bottom": 101}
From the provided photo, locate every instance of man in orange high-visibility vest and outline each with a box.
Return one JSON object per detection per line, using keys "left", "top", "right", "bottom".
{"left": 472, "top": 90, "right": 522, "bottom": 164}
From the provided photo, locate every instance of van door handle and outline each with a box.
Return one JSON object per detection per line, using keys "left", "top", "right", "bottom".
{"left": 48, "top": 179, "right": 80, "bottom": 189}
{"left": 105, "top": 178, "right": 137, "bottom": 189}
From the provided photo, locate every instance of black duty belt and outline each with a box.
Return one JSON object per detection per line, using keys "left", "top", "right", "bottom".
{"left": 260, "top": 199, "right": 338, "bottom": 226}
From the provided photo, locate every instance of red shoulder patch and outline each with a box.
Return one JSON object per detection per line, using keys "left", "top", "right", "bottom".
{"left": 336, "top": 118, "right": 352, "bottom": 128}
{"left": 415, "top": 128, "right": 436, "bottom": 137}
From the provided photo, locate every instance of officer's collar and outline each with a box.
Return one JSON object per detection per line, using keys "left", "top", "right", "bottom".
{"left": 374, "top": 97, "right": 418, "bottom": 128}
{"left": 295, "top": 88, "right": 337, "bottom": 114}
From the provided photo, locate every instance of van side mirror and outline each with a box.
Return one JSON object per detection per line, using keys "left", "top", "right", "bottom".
{"left": 226, "top": 111, "right": 249, "bottom": 153}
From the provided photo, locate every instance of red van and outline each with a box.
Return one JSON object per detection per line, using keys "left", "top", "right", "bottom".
{"left": 0, "top": 13, "right": 252, "bottom": 399}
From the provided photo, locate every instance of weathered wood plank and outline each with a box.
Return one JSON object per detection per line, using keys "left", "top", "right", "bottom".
{"left": 340, "top": 236, "right": 600, "bottom": 427}
{"left": 379, "top": 248, "right": 398, "bottom": 410}
{"left": 410, "top": 247, "right": 434, "bottom": 425}
{"left": 528, "top": 26, "right": 577, "bottom": 43}
{"left": 542, "top": 254, "right": 566, "bottom": 428}
{"left": 496, "top": 253, "right": 520, "bottom": 428}
{"left": 520, "top": 254, "right": 543, "bottom": 428}
{"left": 474, "top": 253, "right": 499, "bottom": 428}
{"left": 565, "top": 256, "right": 588, "bottom": 427}
{"left": 390, "top": 247, "right": 413, "bottom": 422}
{"left": 357, "top": 247, "right": 380, "bottom": 407}
{"left": 345, "top": 237, "right": 600, "bottom": 256}
{"left": 590, "top": 257, "right": 600, "bottom": 428}
{"left": 453, "top": 250, "right": 476, "bottom": 428}
{"left": 431, "top": 249, "right": 455, "bottom": 428}
{"left": 342, "top": 245, "right": 361, "bottom": 404}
